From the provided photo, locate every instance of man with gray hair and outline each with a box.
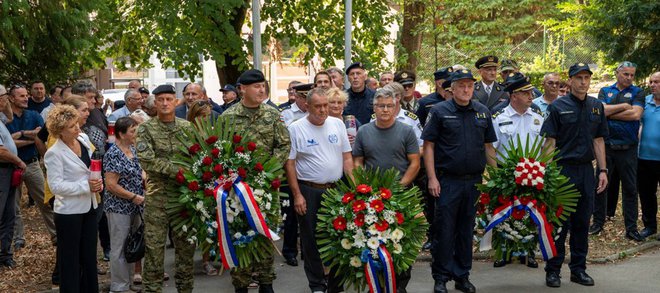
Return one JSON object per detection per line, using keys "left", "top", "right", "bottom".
{"left": 533, "top": 72, "right": 561, "bottom": 117}
{"left": 108, "top": 89, "right": 144, "bottom": 122}
{"left": 326, "top": 67, "right": 345, "bottom": 90}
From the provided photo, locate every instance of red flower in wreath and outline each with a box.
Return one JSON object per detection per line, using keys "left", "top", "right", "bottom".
{"left": 354, "top": 213, "right": 365, "bottom": 227}
{"left": 356, "top": 184, "right": 372, "bottom": 194}
{"left": 271, "top": 178, "right": 281, "bottom": 189}
{"left": 222, "top": 181, "right": 233, "bottom": 191}
{"left": 375, "top": 220, "right": 389, "bottom": 232}
{"left": 233, "top": 134, "right": 242, "bottom": 144}
{"left": 512, "top": 208, "right": 526, "bottom": 220}
{"left": 211, "top": 148, "right": 220, "bottom": 158}
{"left": 379, "top": 187, "right": 392, "bottom": 200}
{"left": 370, "top": 199, "right": 385, "bottom": 213}
{"left": 205, "top": 136, "right": 218, "bottom": 145}
{"left": 538, "top": 202, "right": 548, "bottom": 214}
{"left": 498, "top": 195, "right": 511, "bottom": 205}
{"left": 237, "top": 167, "right": 248, "bottom": 178}
{"left": 204, "top": 188, "right": 214, "bottom": 197}
{"left": 352, "top": 200, "right": 366, "bottom": 212}
{"left": 202, "top": 156, "right": 213, "bottom": 166}
{"left": 202, "top": 171, "right": 213, "bottom": 182}
{"left": 341, "top": 192, "right": 355, "bottom": 204}
{"left": 188, "top": 143, "right": 201, "bottom": 155}
{"left": 395, "top": 212, "right": 404, "bottom": 224}
{"left": 175, "top": 169, "right": 185, "bottom": 184}
{"left": 188, "top": 181, "right": 199, "bottom": 191}
{"left": 519, "top": 196, "right": 532, "bottom": 206}
{"left": 213, "top": 164, "right": 223, "bottom": 175}
{"left": 247, "top": 142, "right": 257, "bottom": 152}
{"left": 479, "top": 193, "right": 490, "bottom": 205}
{"left": 536, "top": 182, "right": 544, "bottom": 190}
{"left": 555, "top": 205, "right": 564, "bottom": 218}
{"left": 235, "top": 146, "right": 245, "bottom": 153}
{"left": 253, "top": 163, "right": 264, "bottom": 172}
{"left": 333, "top": 216, "right": 347, "bottom": 231}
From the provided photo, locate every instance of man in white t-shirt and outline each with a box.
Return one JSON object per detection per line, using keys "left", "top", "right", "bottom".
{"left": 286, "top": 87, "right": 353, "bottom": 293}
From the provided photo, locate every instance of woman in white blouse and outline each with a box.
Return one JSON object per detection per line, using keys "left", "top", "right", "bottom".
{"left": 44, "top": 105, "right": 102, "bottom": 292}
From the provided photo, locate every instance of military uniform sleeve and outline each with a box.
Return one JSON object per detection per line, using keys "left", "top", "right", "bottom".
{"left": 421, "top": 107, "right": 440, "bottom": 141}
{"left": 541, "top": 104, "right": 559, "bottom": 138}
{"left": 136, "top": 123, "right": 177, "bottom": 178}
{"left": 272, "top": 118, "right": 291, "bottom": 164}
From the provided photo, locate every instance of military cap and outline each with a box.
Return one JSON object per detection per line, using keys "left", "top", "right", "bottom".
{"left": 503, "top": 73, "right": 534, "bottom": 93}
{"left": 237, "top": 69, "right": 266, "bottom": 85}
{"left": 442, "top": 79, "right": 452, "bottom": 91}
{"left": 500, "top": 59, "right": 519, "bottom": 72}
{"left": 433, "top": 67, "right": 454, "bottom": 81}
{"left": 292, "top": 83, "right": 315, "bottom": 97}
{"left": 138, "top": 86, "right": 150, "bottom": 95}
{"left": 152, "top": 84, "right": 176, "bottom": 95}
{"left": 475, "top": 55, "right": 499, "bottom": 69}
{"left": 568, "top": 63, "right": 593, "bottom": 77}
{"left": 394, "top": 70, "right": 416, "bottom": 85}
{"left": 220, "top": 84, "right": 238, "bottom": 94}
{"left": 345, "top": 62, "right": 366, "bottom": 75}
{"left": 452, "top": 69, "right": 476, "bottom": 82}
{"left": 0, "top": 84, "right": 7, "bottom": 96}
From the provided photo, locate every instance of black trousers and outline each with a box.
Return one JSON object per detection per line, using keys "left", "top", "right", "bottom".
{"left": 280, "top": 185, "right": 300, "bottom": 260}
{"left": 55, "top": 207, "right": 99, "bottom": 293}
{"left": 592, "top": 146, "right": 638, "bottom": 232}
{"left": 431, "top": 175, "right": 480, "bottom": 282}
{"left": 0, "top": 166, "right": 17, "bottom": 263}
{"left": 638, "top": 159, "right": 660, "bottom": 231}
{"left": 546, "top": 163, "right": 594, "bottom": 274}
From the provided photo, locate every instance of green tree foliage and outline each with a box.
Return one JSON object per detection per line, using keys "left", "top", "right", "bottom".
{"left": 0, "top": 0, "right": 108, "bottom": 85}
{"left": 545, "top": 0, "right": 659, "bottom": 78}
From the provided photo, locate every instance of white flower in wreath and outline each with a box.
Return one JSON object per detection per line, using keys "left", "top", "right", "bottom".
{"left": 365, "top": 214, "right": 377, "bottom": 225}
{"left": 207, "top": 227, "right": 213, "bottom": 234}
{"left": 392, "top": 242, "right": 402, "bottom": 254}
{"left": 341, "top": 239, "right": 352, "bottom": 250}
{"left": 265, "top": 193, "right": 272, "bottom": 201}
{"left": 367, "top": 237, "right": 380, "bottom": 250}
{"left": 367, "top": 206, "right": 376, "bottom": 214}
{"left": 253, "top": 189, "right": 265, "bottom": 196}
{"left": 233, "top": 232, "right": 243, "bottom": 239}
{"left": 347, "top": 222, "right": 357, "bottom": 231}
{"left": 367, "top": 225, "right": 379, "bottom": 236}
{"left": 350, "top": 256, "right": 362, "bottom": 268}
{"left": 265, "top": 202, "right": 271, "bottom": 210}
{"left": 282, "top": 213, "right": 287, "bottom": 221}
{"left": 282, "top": 199, "right": 290, "bottom": 207}
{"left": 206, "top": 238, "right": 213, "bottom": 244}
{"left": 195, "top": 201, "right": 204, "bottom": 211}
{"left": 247, "top": 230, "right": 256, "bottom": 237}
{"left": 191, "top": 235, "right": 198, "bottom": 241}
{"left": 391, "top": 228, "right": 404, "bottom": 242}
{"left": 211, "top": 221, "right": 218, "bottom": 229}
{"left": 182, "top": 225, "right": 188, "bottom": 232}
{"left": 353, "top": 230, "right": 366, "bottom": 247}
{"left": 187, "top": 238, "right": 195, "bottom": 245}
{"left": 227, "top": 214, "right": 234, "bottom": 223}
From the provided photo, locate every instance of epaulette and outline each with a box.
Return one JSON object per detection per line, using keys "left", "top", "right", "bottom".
{"left": 405, "top": 111, "right": 418, "bottom": 120}
{"left": 474, "top": 82, "right": 481, "bottom": 90}
{"left": 531, "top": 107, "right": 543, "bottom": 116}
{"left": 492, "top": 108, "right": 506, "bottom": 119}
{"left": 371, "top": 113, "right": 376, "bottom": 119}
{"left": 278, "top": 105, "right": 291, "bottom": 112}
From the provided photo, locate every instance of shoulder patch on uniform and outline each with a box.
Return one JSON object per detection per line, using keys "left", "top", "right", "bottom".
{"left": 405, "top": 111, "right": 418, "bottom": 120}
{"left": 475, "top": 83, "right": 481, "bottom": 90}
{"left": 279, "top": 114, "right": 285, "bottom": 123}
{"left": 492, "top": 108, "right": 505, "bottom": 118}
{"left": 371, "top": 113, "right": 376, "bottom": 119}
{"left": 136, "top": 141, "right": 147, "bottom": 152}
{"left": 496, "top": 86, "right": 501, "bottom": 91}
{"left": 532, "top": 107, "right": 543, "bottom": 116}
{"left": 498, "top": 121, "right": 513, "bottom": 126}
{"left": 278, "top": 105, "right": 290, "bottom": 112}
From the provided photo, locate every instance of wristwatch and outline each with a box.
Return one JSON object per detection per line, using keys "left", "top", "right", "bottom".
{"left": 599, "top": 168, "right": 608, "bottom": 174}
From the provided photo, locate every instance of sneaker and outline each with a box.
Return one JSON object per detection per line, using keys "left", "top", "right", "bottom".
{"left": 203, "top": 262, "right": 218, "bottom": 276}
{"left": 103, "top": 249, "right": 111, "bottom": 262}
{"left": 133, "top": 273, "right": 142, "bottom": 285}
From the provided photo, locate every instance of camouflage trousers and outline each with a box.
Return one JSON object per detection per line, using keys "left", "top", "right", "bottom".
{"left": 230, "top": 252, "right": 276, "bottom": 289}
{"left": 143, "top": 188, "right": 195, "bottom": 293}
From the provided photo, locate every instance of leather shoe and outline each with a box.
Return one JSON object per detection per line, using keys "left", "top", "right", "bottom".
{"left": 524, "top": 257, "right": 538, "bottom": 268}
{"left": 433, "top": 280, "right": 448, "bottom": 293}
{"left": 454, "top": 277, "right": 476, "bottom": 293}
{"left": 570, "top": 271, "right": 594, "bottom": 286}
{"left": 1, "top": 259, "right": 16, "bottom": 268}
{"left": 588, "top": 224, "right": 603, "bottom": 235}
{"left": 626, "top": 230, "right": 644, "bottom": 242}
{"left": 285, "top": 257, "right": 298, "bottom": 266}
{"left": 545, "top": 271, "right": 561, "bottom": 288}
{"left": 639, "top": 227, "right": 656, "bottom": 239}
{"left": 493, "top": 259, "right": 507, "bottom": 268}
{"left": 422, "top": 241, "right": 432, "bottom": 251}
{"left": 235, "top": 288, "right": 248, "bottom": 293}
{"left": 258, "top": 284, "right": 274, "bottom": 293}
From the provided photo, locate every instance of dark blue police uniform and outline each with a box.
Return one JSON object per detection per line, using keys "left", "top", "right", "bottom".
{"left": 540, "top": 93, "right": 608, "bottom": 274}
{"left": 422, "top": 98, "right": 497, "bottom": 282}
{"left": 343, "top": 87, "right": 375, "bottom": 125}
{"left": 416, "top": 92, "right": 445, "bottom": 126}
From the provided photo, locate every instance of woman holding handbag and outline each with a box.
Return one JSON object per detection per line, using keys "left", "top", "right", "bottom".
{"left": 103, "top": 116, "right": 145, "bottom": 293}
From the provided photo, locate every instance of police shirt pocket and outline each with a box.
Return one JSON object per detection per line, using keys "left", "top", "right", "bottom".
{"left": 559, "top": 113, "right": 577, "bottom": 124}
{"left": 442, "top": 119, "right": 462, "bottom": 145}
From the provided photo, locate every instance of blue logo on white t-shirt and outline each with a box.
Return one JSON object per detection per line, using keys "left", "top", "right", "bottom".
{"left": 306, "top": 138, "right": 319, "bottom": 147}
{"left": 328, "top": 134, "right": 338, "bottom": 144}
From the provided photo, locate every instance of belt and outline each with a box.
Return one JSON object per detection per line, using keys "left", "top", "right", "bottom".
{"left": 607, "top": 144, "right": 635, "bottom": 151}
{"left": 23, "top": 157, "right": 38, "bottom": 164}
{"left": 298, "top": 180, "right": 336, "bottom": 189}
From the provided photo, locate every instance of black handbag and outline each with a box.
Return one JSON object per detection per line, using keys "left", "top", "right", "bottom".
{"left": 124, "top": 214, "right": 145, "bottom": 263}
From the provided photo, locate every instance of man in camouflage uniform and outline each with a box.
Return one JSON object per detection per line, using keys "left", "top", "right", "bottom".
{"left": 136, "top": 84, "right": 195, "bottom": 293}
{"left": 222, "top": 69, "right": 290, "bottom": 293}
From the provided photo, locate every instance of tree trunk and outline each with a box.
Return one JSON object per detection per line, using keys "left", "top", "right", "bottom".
{"left": 399, "top": 0, "right": 426, "bottom": 72}
{"left": 216, "top": 3, "right": 249, "bottom": 86}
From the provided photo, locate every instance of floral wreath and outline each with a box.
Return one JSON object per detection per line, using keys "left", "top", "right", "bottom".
{"left": 316, "top": 168, "right": 428, "bottom": 293}
{"left": 167, "top": 117, "right": 286, "bottom": 269}
{"left": 476, "top": 135, "right": 580, "bottom": 261}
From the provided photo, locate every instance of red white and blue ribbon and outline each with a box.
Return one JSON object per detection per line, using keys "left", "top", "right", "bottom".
{"left": 214, "top": 177, "right": 277, "bottom": 269}
{"left": 214, "top": 184, "right": 239, "bottom": 269}
{"left": 479, "top": 198, "right": 557, "bottom": 260}
{"left": 364, "top": 245, "right": 397, "bottom": 293}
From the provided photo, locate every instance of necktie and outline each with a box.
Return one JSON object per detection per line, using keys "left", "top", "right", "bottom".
{"left": 486, "top": 85, "right": 492, "bottom": 95}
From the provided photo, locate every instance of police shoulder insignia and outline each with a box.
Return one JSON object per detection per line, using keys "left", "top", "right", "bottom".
{"left": 371, "top": 113, "right": 376, "bottom": 119}
{"left": 496, "top": 86, "right": 501, "bottom": 91}
{"left": 405, "top": 111, "right": 418, "bottom": 120}
{"left": 532, "top": 107, "right": 543, "bottom": 116}
{"left": 492, "top": 108, "right": 505, "bottom": 118}
{"left": 136, "top": 141, "right": 148, "bottom": 152}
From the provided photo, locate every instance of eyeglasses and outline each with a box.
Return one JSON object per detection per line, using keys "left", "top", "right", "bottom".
{"left": 374, "top": 104, "right": 396, "bottom": 110}
{"left": 545, "top": 81, "right": 560, "bottom": 86}
{"left": 617, "top": 61, "right": 637, "bottom": 70}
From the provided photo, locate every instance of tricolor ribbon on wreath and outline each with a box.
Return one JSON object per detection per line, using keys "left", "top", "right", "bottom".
{"left": 365, "top": 244, "right": 397, "bottom": 293}
{"left": 479, "top": 197, "right": 557, "bottom": 260}
{"left": 214, "top": 177, "right": 278, "bottom": 269}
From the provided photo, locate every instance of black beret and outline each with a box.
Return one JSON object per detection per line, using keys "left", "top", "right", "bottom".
{"left": 237, "top": 69, "right": 266, "bottom": 85}
{"left": 503, "top": 73, "right": 534, "bottom": 93}
{"left": 394, "top": 70, "right": 416, "bottom": 85}
{"left": 475, "top": 55, "right": 499, "bottom": 69}
{"left": 292, "top": 83, "right": 315, "bottom": 96}
{"left": 152, "top": 84, "right": 176, "bottom": 95}
{"left": 434, "top": 67, "right": 454, "bottom": 81}
{"left": 568, "top": 63, "right": 593, "bottom": 77}
{"left": 138, "top": 87, "right": 150, "bottom": 95}
{"left": 220, "top": 84, "right": 238, "bottom": 94}
{"left": 451, "top": 69, "right": 476, "bottom": 82}
{"left": 345, "top": 62, "right": 365, "bottom": 75}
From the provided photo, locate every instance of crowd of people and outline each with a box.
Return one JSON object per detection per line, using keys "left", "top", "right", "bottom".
{"left": 0, "top": 55, "right": 658, "bottom": 293}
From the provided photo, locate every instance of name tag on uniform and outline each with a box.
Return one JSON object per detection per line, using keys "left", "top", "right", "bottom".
{"left": 559, "top": 111, "right": 574, "bottom": 115}
{"left": 443, "top": 115, "right": 457, "bottom": 119}
{"left": 498, "top": 121, "right": 513, "bottom": 126}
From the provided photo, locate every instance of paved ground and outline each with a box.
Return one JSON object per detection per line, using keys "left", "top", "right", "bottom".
{"left": 160, "top": 246, "right": 660, "bottom": 293}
